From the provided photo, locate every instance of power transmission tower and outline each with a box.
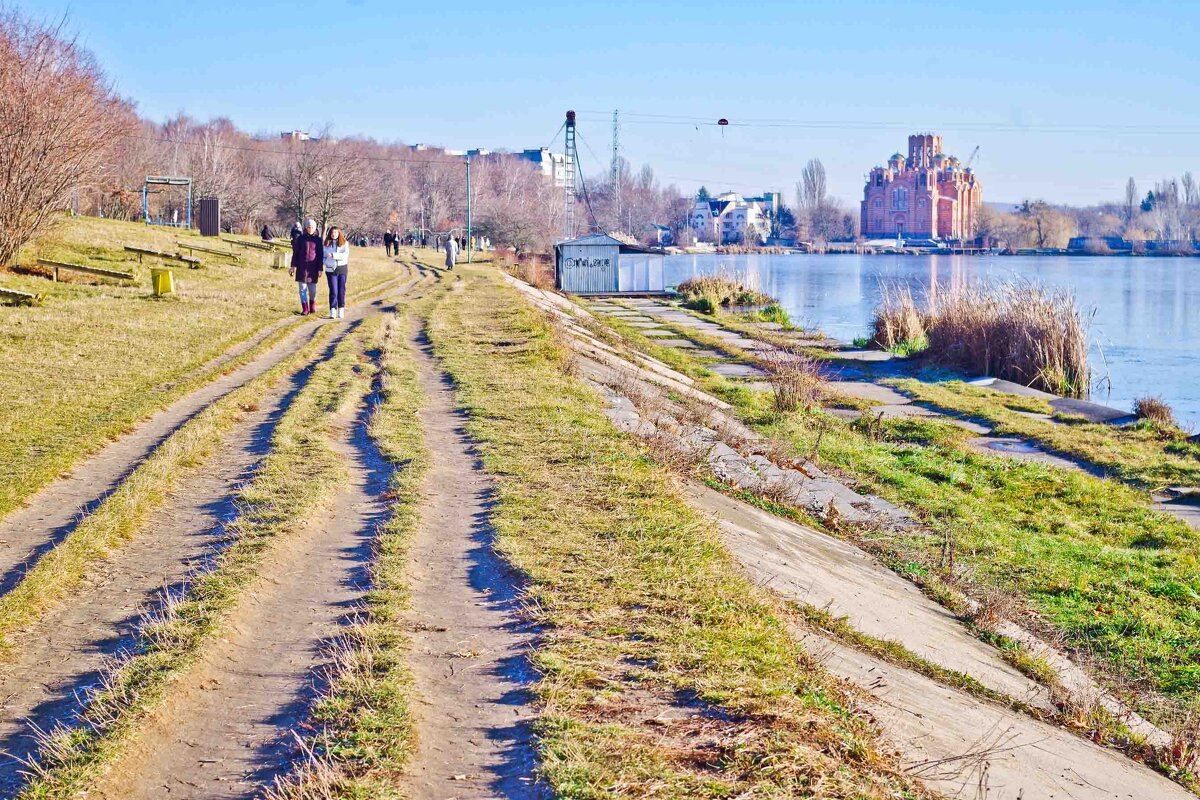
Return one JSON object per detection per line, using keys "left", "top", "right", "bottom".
{"left": 611, "top": 109, "right": 620, "bottom": 230}
{"left": 563, "top": 110, "right": 577, "bottom": 241}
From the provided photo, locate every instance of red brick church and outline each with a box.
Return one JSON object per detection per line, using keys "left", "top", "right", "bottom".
{"left": 861, "top": 134, "right": 982, "bottom": 240}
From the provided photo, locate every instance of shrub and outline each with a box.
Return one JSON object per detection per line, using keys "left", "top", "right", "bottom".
{"left": 676, "top": 270, "right": 773, "bottom": 313}
{"left": 758, "top": 346, "right": 824, "bottom": 413}
{"left": 756, "top": 302, "right": 792, "bottom": 327}
{"left": 1134, "top": 396, "right": 1176, "bottom": 427}
{"left": 871, "top": 285, "right": 927, "bottom": 352}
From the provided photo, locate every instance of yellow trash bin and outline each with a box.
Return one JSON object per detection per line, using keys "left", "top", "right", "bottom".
{"left": 150, "top": 267, "right": 175, "bottom": 296}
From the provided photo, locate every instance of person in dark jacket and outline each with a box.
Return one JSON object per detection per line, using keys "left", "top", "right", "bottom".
{"left": 383, "top": 229, "right": 395, "bottom": 257}
{"left": 260, "top": 223, "right": 275, "bottom": 242}
{"left": 289, "top": 218, "right": 323, "bottom": 315}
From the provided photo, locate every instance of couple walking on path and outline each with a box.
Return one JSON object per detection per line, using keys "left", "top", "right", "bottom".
{"left": 290, "top": 218, "right": 350, "bottom": 319}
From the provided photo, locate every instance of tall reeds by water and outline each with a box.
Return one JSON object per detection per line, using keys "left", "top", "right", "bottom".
{"left": 872, "top": 282, "right": 1092, "bottom": 398}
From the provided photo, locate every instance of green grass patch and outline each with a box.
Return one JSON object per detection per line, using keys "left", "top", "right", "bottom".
{"left": 891, "top": 379, "right": 1200, "bottom": 489}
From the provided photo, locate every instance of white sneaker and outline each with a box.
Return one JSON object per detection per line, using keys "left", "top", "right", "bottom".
{"left": 337, "top": 307, "right": 345, "bottom": 319}
{"left": 326, "top": 309, "right": 337, "bottom": 320}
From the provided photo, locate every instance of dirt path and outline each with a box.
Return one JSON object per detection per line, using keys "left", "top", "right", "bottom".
{"left": 0, "top": 270, "right": 422, "bottom": 598}
{"left": 90, "top": 393, "right": 388, "bottom": 799}
{"left": 401, "top": 328, "right": 542, "bottom": 799}
{"left": 0, "top": 317, "right": 368, "bottom": 792}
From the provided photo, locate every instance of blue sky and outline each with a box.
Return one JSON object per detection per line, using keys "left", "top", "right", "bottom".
{"left": 21, "top": 0, "right": 1200, "bottom": 205}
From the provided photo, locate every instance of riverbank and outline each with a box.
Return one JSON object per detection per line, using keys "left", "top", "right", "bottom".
{"left": 663, "top": 251, "right": 1200, "bottom": 429}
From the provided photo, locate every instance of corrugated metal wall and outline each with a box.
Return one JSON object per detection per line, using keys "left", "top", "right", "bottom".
{"left": 557, "top": 243, "right": 618, "bottom": 293}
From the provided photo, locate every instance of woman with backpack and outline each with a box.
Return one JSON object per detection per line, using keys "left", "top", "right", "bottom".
{"left": 289, "top": 218, "right": 323, "bottom": 315}
{"left": 323, "top": 224, "right": 350, "bottom": 320}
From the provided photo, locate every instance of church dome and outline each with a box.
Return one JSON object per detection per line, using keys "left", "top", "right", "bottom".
{"left": 933, "top": 152, "right": 947, "bottom": 161}
{"left": 889, "top": 152, "right": 905, "bottom": 161}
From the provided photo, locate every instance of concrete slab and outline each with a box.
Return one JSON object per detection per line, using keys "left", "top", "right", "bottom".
{"left": 966, "top": 436, "right": 1092, "bottom": 473}
{"left": 708, "top": 362, "right": 768, "bottom": 379}
{"left": 1152, "top": 488, "right": 1200, "bottom": 530}
{"left": 656, "top": 339, "right": 700, "bottom": 349}
{"left": 1049, "top": 397, "right": 1138, "bottom": 425}
{"left": 686, "top": 485, "right": 1051, "bottom": 706}
{"left": 829, "top": 381, "right": 911, "bottom": 405}
{"left": 625, "top": 321, "right": 662, "bottom": 328}
{"left": 830, "top": 348, "right": 897, "bottom": 362}
{"left": 641, "top": 328, "right": 677, "bottom": 337}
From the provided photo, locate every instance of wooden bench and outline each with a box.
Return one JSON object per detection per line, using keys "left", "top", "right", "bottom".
{"left": 38, "top": 258, "right": 135, "bottom": 283}
{"left": 175, "top": 240, "right": 243, "bottom": 262}
{"left": 0, "top": 285, "right": 37, "bottom": 305}
{"left": 124, "top": 246, "right": 203, "bottom": 268}
{"left": 223, "top": 238, "right": 276, "bottom": 252}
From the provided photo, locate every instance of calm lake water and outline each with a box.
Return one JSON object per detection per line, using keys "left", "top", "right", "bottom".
{"left": 664, "top": 253, "right": 1200, "bottom": 428}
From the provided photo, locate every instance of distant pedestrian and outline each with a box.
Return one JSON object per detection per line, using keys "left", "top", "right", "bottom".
{"left": 260, "top": 223, "right": 275, "bottom": 242}
{"left": 444, "top": 235, "right": 458, "bottom": 269}
{"left": 383, "top": 229, "right": 395, "bottom": 257}
{"left": 290, "top": 220, "right": 303, "bottom": 240}
{"left": 290, "top": 218, "right": 323, "bottom": 315}
{"left": 323, "top": 225, "right": 350, "bottom": 320}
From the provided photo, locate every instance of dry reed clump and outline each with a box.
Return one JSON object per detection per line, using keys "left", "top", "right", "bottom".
{"left": 872, "top": 282, "right": 1092, "bottom": 398}
{"left": 924, "top": 284, "right": 1091, "bottom": 398}
{"left": 758, "top": 346, "right": 824, "bottom": 412}
{"left": 676, "top": 270, "right": 772, "bottom": 314}
{"left": 871, "top": 286, "right": 927, "bottom": 352}
{"left": 1134, "top": 396, "right": 1176, "bottom": 427}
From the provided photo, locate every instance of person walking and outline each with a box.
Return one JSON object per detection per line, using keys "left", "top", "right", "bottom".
{"left": 444, "top": 234, "right": 459, "bottom": 270}
{"left": 383, "top": 229, "right": 395, "bottom": 257}
{"left": 289, "top": 218, "right": 323, "bottom": 315}
{"left": 323, "top": 224, "right": 350, "bottom": 320}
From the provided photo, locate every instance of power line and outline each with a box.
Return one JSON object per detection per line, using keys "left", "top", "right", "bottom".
{"left": 573, "top": 110, "right": 1200, "bottom": 136}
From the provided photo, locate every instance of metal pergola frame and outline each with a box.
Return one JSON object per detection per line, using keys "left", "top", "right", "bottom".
{"left": 143, "top": 176, "right": 193, "bottom": 228}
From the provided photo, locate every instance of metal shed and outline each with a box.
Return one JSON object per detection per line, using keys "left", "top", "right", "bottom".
{"left": 555, "top": 234, "right": 667, "bottom": 295}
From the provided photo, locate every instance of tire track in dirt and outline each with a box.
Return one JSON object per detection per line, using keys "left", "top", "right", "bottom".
{"left": 0, "top": 270, "right": 422, "bottom": 599}
{"left": 401, "top": 326, "right": 542, "bottom": 799}
{"left": 87, "top": 370, "right": 389, "bottom": 799}
{"left": 0, "top": 309, "right": 370, "bottom": 793}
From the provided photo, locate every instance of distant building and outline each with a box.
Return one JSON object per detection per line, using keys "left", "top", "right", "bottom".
{"left": 513, "top": 148, "right": 571, "bottom": 188}
{"left": 861, "top": 134, "right": 982, "bottom": 240}
{"left": 690, "top": 191, "right": 779, "bottom": 244}
{"left": 646, "top": 223, "right": 673, "bottom": 247}
{"left": 281, "top": 130, "right": 311, "bottom": 142}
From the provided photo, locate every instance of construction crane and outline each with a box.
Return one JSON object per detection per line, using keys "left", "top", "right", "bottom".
{"left": 965, "top": 145, "right": 980, "bottom": 171}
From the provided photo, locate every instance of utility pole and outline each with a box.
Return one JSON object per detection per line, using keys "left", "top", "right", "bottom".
{"left": 466, "top": 155, "right": 473, "bottom": 263}
{"left": 563, "top": 110, "right": 577, "bottom": 241}
{"left": 611, "top": 109, "right": 620, "bottom": 231}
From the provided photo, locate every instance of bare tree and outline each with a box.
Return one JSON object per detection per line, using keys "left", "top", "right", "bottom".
{"left": 1182, "top": 172, "right": 1197, "bottom": 208}
{"left": 0, "top": 10, "right": 132, "bottom": 268}
{"left": 800, "top": 159, "right": 827, "bottom": 210}
{"left": 1123, "top": 177, "right": 1138, "bottom": 227}
{"left": 1150, "top": 178, "right": 1184, "bottom": 241}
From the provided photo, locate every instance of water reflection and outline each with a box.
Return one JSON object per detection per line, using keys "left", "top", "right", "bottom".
{"left": 664, "top": 253, "right": 1200, "bottom": 427}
